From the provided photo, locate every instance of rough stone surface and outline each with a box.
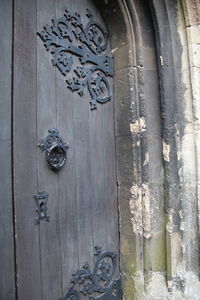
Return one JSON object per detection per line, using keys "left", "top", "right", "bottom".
{"left": 96, "top": 0, "right": 200, "bottom": 298}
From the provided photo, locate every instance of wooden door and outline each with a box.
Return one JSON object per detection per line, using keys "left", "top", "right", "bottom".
{"left": 1, "top": 0, "right": 122, "bottom": 299}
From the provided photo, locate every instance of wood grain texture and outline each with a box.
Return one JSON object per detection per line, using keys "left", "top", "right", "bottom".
{"left": 13, "top": 0, "right": 42, "bottom": 298}
{"left": 88, "top": 2, "right": 107, "bottom": 255}
{"left": 0, "top": 0, "right": 15, "bottom": 299}
{"left": 37, "top": 0, "right": 63, "bottom": 299}
{"left": 56, "top": 0, "right": 79, "bottom": 293}
{"left": 12, "top": 0, "right": 119, "bottom": 298}
{"left": 73, "top": 0, "right": 94, "bottom": 273}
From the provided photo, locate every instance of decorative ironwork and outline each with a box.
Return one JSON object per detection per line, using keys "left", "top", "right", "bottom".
{"left": 34, "top": 191, "right": 50, "bottom": 224}
{"left": 37, "top": 9, "right": 113, "bottom": 110}
{"left": 61, "top": 246, "right": 122, "bottom": 300}
{"left": 38, "top": 128, "right": 69, "bottom": 171}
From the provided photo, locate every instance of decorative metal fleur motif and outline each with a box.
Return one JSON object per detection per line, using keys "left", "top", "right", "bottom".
{"left": 61, "top": 246, "right": 122, "bottom": 300}
{"left": 37, "top": 9, "right": 113, "bottom": 109}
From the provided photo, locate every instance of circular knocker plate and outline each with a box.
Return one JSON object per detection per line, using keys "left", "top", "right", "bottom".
{"left": 38, "top": 128, "right": 69, "bottom": 171}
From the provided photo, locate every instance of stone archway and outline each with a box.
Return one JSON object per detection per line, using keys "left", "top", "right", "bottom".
{"left": 96, "top": 0, "right": 200, "bottom": 298}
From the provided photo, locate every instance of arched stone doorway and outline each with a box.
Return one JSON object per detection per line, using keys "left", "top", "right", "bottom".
{"left": 1, "top": 0, "right": 200, "bottom": 299}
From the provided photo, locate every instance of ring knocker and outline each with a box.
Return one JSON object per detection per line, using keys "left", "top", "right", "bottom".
{"left": 38, "top": 128, "right": 69, "bottom": 171}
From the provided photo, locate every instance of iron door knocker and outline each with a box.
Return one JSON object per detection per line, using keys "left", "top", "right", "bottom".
{"left": 38, "top": 128, "right": 69, "bottom": 171}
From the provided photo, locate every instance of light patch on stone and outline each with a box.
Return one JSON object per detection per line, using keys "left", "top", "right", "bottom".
{"left": 111, "top": 46, "right": 118, "bottom": 54}
{"left": 177, "top": 150, "right": 182, "bottom": 161}
{"left": 130, "top": 120, "right": 140, "bottom": 133}
{"left": 140, "top": 117, "right": 146, "bottom": 132}
{"left": 130, "top": 117, "right": 146, "bottom": 133}
{"left": 143, "top": 152, "right": 149, "bottom": 166}
{"left": 163, "top": 141, "right": 170, "bottom": 162}
{"left": 131, "top": 271, "right": 200, "bottom": 299}
{"left": 184, "top": 272, "right": 200, "bottom": 299}
{"left": 160, "top": 55, "right": 164, "bottom": 65}
{"left": 146, "top": 272, "right": 170, "bottom": 298}
{"left": 182, "top": 128, "right": 196, "bottom": 177}
{"left": 129, "top": 185, "right": 143, "bottom": 235}
{"left": 167, "top": 271, "right": 200, "bottom": 299}
{"left": 142, "top": 184, "right": 151, "bottom": 239}
{"left": 166, "top": 210, "right": 174, "bottom": 233}
{"left": 129, "top": 183, "right": 152, "bottom": 238}
{"left": 179, "top": 209, "right": 185, "bottom": 231}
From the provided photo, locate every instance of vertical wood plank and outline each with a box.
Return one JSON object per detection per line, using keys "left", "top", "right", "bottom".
{"left": 102, "top": 34, "right": 119, "bottom": 273}
{"left": 88, "top": 3, "right": 107, "bottom": 252}
{"left": 0, "top": 0, "right": 15, "bottom": 299}
{"left": 13, "top": 0, "right": 42, "bottom": 298}
{"left": 103, "top": 94, "right": 119, "bottom": 254}
{"left": 36, "top": 0, "right": 63, "bottom": 299}
{"left": 90, "top": 104, "right": 107, "bottom": 250}
{"left": 73, "top": 0, "right": 94, "bottom": 275}
{"left": 56, "top": 0, "right": 79, "bottom": 293}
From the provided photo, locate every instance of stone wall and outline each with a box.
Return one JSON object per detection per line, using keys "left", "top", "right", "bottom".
{"left": 96, "top": 0, "right": 200, "bottom": 298}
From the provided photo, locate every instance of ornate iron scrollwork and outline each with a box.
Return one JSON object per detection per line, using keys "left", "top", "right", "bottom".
{"left": 37, "top": 9, "right": 113, "bottom": 110}
{"left": 38, "top": 128, "right": 69, "bottom": 171}
{"left": 61, "top": 246, "right": 122, "bottom": 300}
{"left": 34, "top": 191, "right": 50, "bottom": 224}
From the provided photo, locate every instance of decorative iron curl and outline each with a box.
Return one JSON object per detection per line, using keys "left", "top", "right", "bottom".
{"left": 60, "top": 246, "right": 122, "bottom": 300}
{"left": 37, "top": 9, "right": 113, "bottom": 109}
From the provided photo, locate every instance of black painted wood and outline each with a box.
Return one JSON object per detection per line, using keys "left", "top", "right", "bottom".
{"left": 0, "top": 0, "right": 15, "bottom": 299}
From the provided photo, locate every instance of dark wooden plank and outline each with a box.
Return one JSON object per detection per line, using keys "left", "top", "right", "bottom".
{"left": 89, "top": 105, "right": 107, "bottom": 250}
{"left": 36, "top": 0, "right": 63, "bottom": 299}
{"left": 0, "top": 0, "right": 15, "bottom": 299}
{"left": 103, "top": 91, "right": 119, "bottom": 253}
{"left": 73, "top": 0, "right": 94, "bottom": 275}
{"left": 101, "top": 29, "right": 119, "bottom": 265}
{"left": 56, "top": 0, "right": 79, "bottom": 292}
{"left": 88, "top": 2, "right": 107, "bottom": 252}
{"left": 13, "top": 0, "right": 42, "bottom": 298}
{"left": 103, "top": 91, "right": 120, "bottom": 279}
